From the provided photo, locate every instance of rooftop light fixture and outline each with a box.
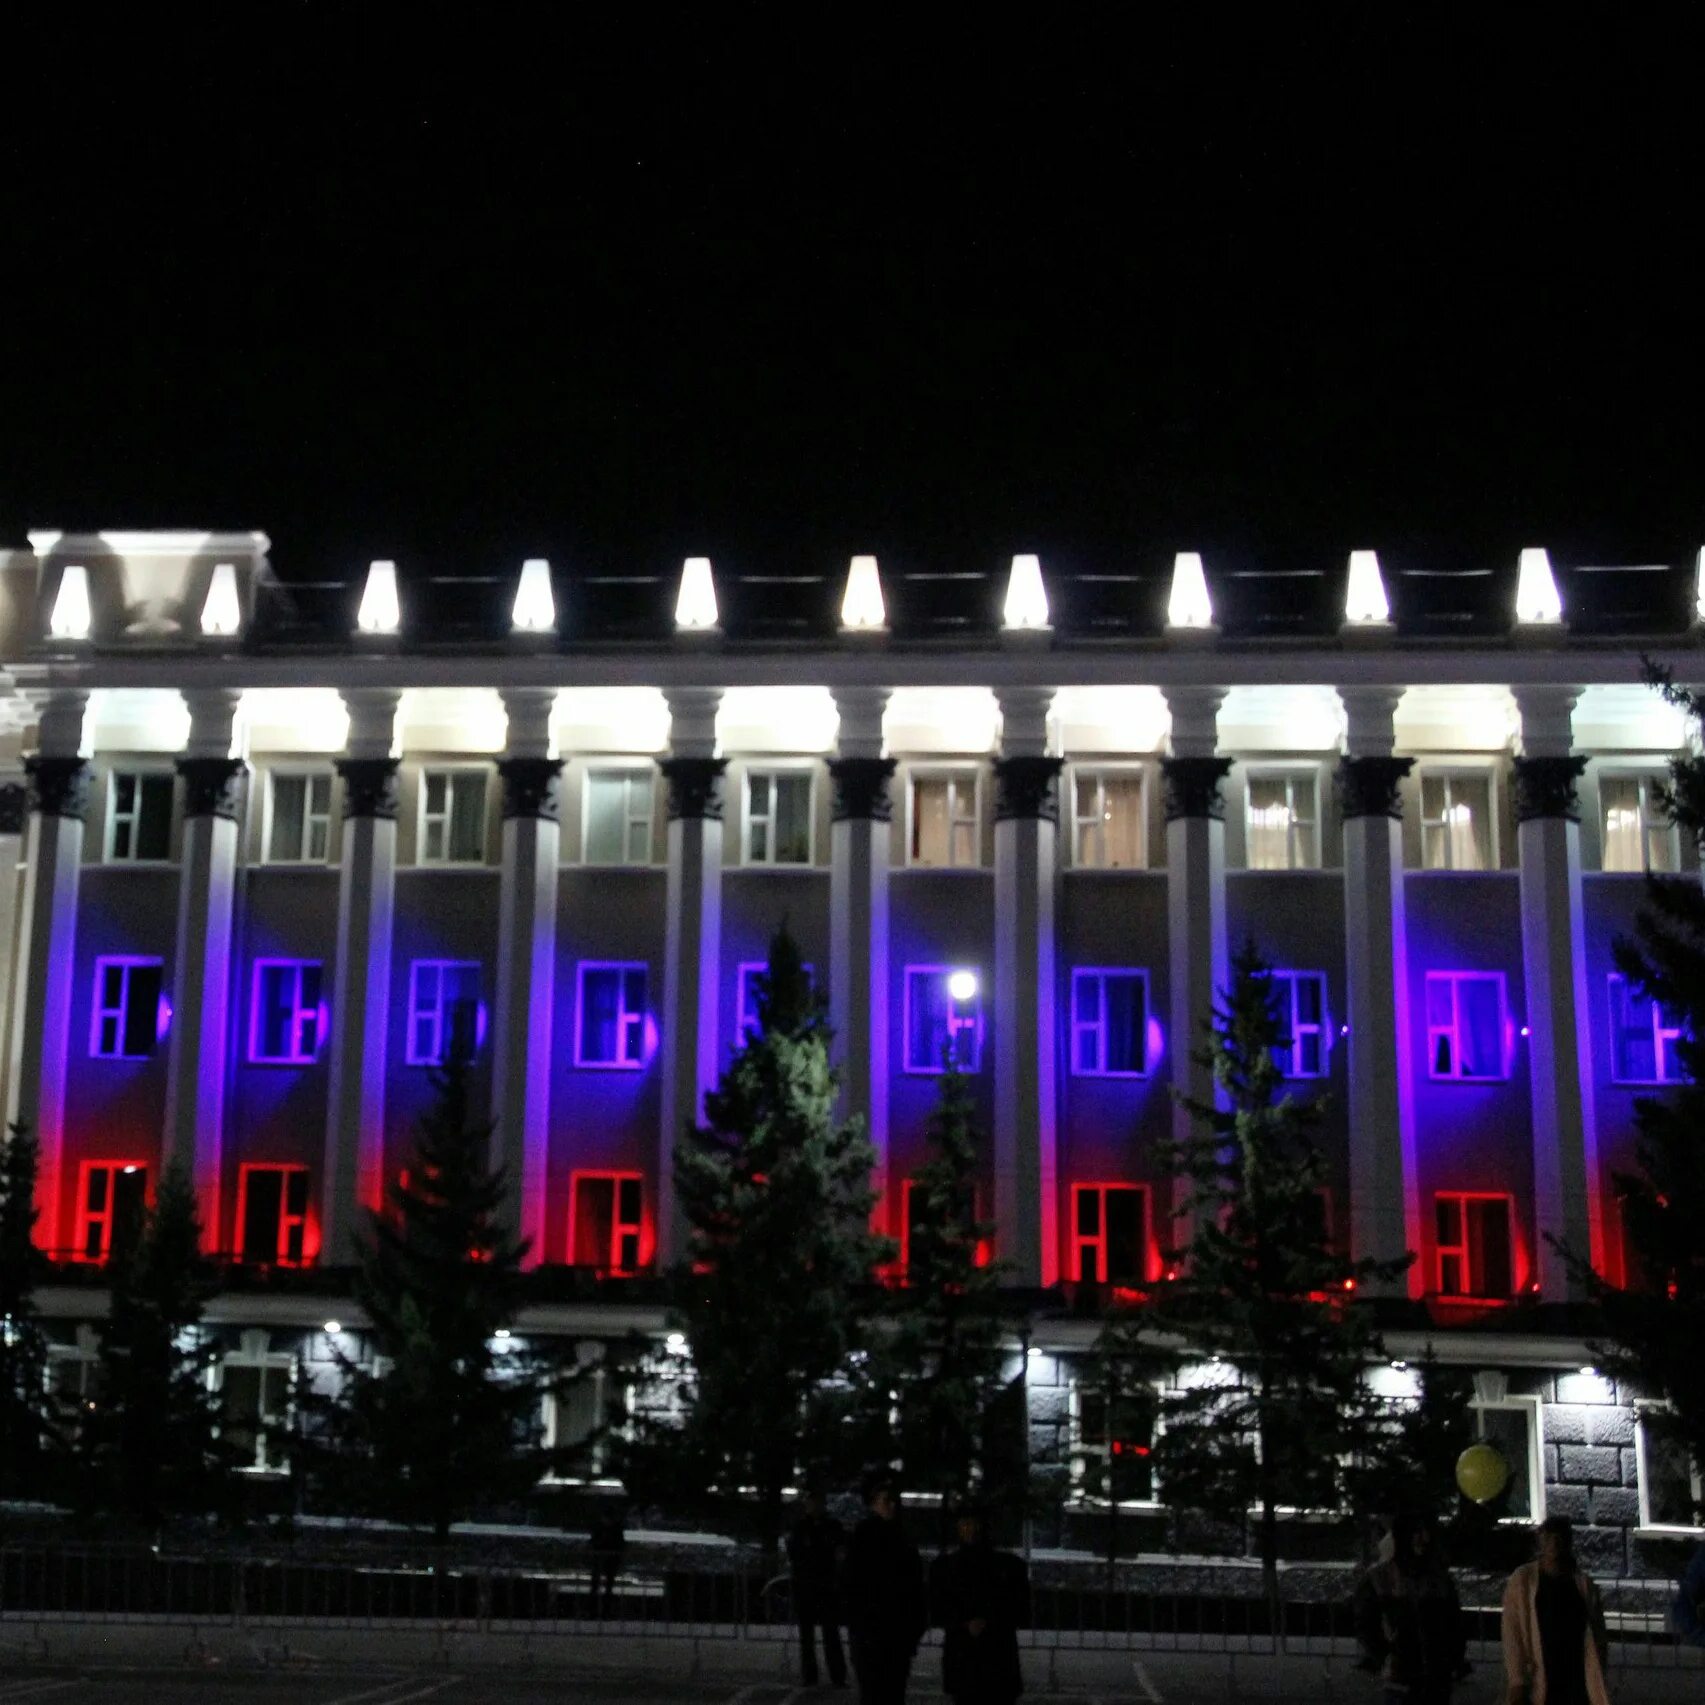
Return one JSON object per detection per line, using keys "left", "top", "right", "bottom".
{"left": 1003, "top": 554, "right": 1050, "bottom": 630}
{"left": 512, "top": 557, "right": 556, "bottom": 633}
{"left": 1344, "top": 549, "right": 1391, "bottom": 625}
{"left": 1166, "top": 551, "right": 1214, "bottom": 630}
{"left": 48, "top": 563, "right": 92, "bottom": 640}
{"left": 675, "top": 557, "right": 719, "bottom": 632}
{"left": 356, "top": 559, "right": 401, "bottom": 634}
{"left": 1515, "top": 547, "right": 1563, "bottom": 625}
{"left": 840, "top": 554, "right": 887, "bottom": 631}
{"left": 200, "top": 561, "right": 242, "bottom": 637}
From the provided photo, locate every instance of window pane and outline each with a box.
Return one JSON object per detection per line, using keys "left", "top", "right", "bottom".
{"left": 582, "top": 971, "right": 618, "bottom": 1063}
{"left": 243, "top": 1170, "right": 285, "bottom": 1263}
{"left": 1478, "top": 1408, "right": 1533, "bottom": 1519}
{"left": 1643, "top": 1426, "right": 1698, "bottom": 1526}
{"left": 1104, "top": 975, "right": 1145, "bottom": 1073}
{"left": 1436, "top": 1195, "right": 1462, "bottom": 1246}
{"left": 1459, "top": 980, "right": 1503, "bottom": 1078}
{"left": 1104, "top": 1189, "right": 1146, "bottom": 1284}
{"left": 1295, "top": 975, "right": 1323, "bottom": 1024}
{"left": 1100, "top": 778, "right": 1145, "bottom": 868}
{"left": 123, "top": 965, "right": 162, "bottom": 1056}
{"left": 584, "top": 774, "right": 628, "bottom": 864}
{"left": 1247, "top": 775, "right": 1291, "bottom": 870}
{"left": 136, "top": 776, "right": 174, "bottom": 859}
{"left": 1075, "top": 1189, "right": 1101, "bottom": 1237}
{"left": 271, "top": 776, "right": 306, "bottom": 861}
{"left": 425, "top": 773, "right": 446, "bottom": 813}
{"left": 1425, "top": 976, "right": 1453, "bottom": 1028}
{"left": 574, "top": 1177, "right": 615, "bottom": 1265}
{"left": 1469, "top": 1198, "right": 1513, "bottom": 1297}
{"left": 1601, "top": 776, "right": 1644, "bottom": 873}
{"left": 773, "top": 775, "right": 811, "bottom": 864}
{"left": 912, "top": 779, "right": 949, "bottom": 865}
{"left": 1456, "top": 776, "right": 1491, "bottom": 870}
{"left": 448, "top": 774, "right": 485, "bottom": 861}
{"left": 908, "top": 972, "right": 949, "bottom": 1069}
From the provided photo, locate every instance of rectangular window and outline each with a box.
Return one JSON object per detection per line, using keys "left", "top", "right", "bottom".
{"left": 1070, "top": 969, "right": 1149, "bottom": 1076}
{"left": 570, "top": 1173, "right": 647, "bottom": 1273}
{"left": 1471, "top": 1398, "right": 1543, "bottom": 1521}
{"left": 1424, "top": 971, "right": 1508, "bottom": 1080}
{"left": 237, "top": 1166, "right": 311, "bottom": 1266}
{"left": 909, "top": 773, "right": 980, "bottom": 868}
{"left": 1435, "top": 1193, "right": 1515, "bottom": 1298}
{"left": 1601, "top": 773, "right": 1680, "bottom": 874}
{"left": 75, "top": 1162, "right": 148, "bottom": 1263}
{"left": 1420, "top": 771, "right": 1494, "bottom": 871}
{"left": 583, "top": 768, "right": 655, "bottom": 865}
{"left": 420, "top": 768, "right": 488, "bottom": 864}
{"left": 744, "top": 770, "right": 813, "bottom": 865}
{"left": 903, "top": 965, "right": 982, "bottom": 1073}
{"left": 1073, "top": 1381, "right": 1157, "bottom": 1504}
{"left": 1071, "top": 1184, "right": 1151, "bottom": 1285}
{"left": 107, "top": 770, "right": 175, "bottom": 862}
{"left": 1269, "top": 970, "right": 1330, "bottom": 1078}
{"left": 216, "top": 1342, "right": 294, "bottom": 1472}
{"left": 267, "top": 771, "right": 333, "bottom": 863}
{"left": 1071, "top": 771, "right": 1146, "bottom": 870}
{"left": 576, "top": 963, "right": 649, "bottom": 1068}
{"left": 544, "top": 1356, "right": 633, "bottom": 1479}
{"left": 406, "top": 960, "right": 483, "bottom": 1065}
{"left": 1245, "top": 770, "right": 1319, "bottom": 870}
{"left": 249, "top": 960, "right": 325, "bottom": 1064}
{"left": 735, "top": 959, "right": 815, "bottom": 1044}
{"left": 1636, "top": 1408, "right": 1703, "bottom": 1531}
{"left": 1608, "top": 973, "right": 1687, "bottom": 1085}
{"left": 90, "top": 957, "right": 165, "bottom": 1059}
{"left": 899, "top": 1177, "right": 987, "bottom": 1277}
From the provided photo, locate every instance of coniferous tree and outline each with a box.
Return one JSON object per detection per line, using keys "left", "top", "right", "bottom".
{"left": 1346, "top": 1346, "right": 1477, "bottom": 1542}
{"left": 661, "top": 925, "right": 887, "bottom": 1554}
{"left": 1153, "top": 943, "right": 1411, "bottom": 1622}
{"left": 0, "top": 1121, "right": 56, "bottom": 1499}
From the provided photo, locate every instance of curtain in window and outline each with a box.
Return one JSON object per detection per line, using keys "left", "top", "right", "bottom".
{"left": 912, "top": 779, "right": 951, "bottom": 865}
{"left": 1457, "top": 979, "right": 1503, "bottom": 1078}
{"left": 1601, "top": 775, "right": 1644, "bottom": 873}
{"left": 1246, "top": 775, "right": 1293, "bottom": 870}
{"left": 773, "top": 775, "right": 812, "bottom": 863}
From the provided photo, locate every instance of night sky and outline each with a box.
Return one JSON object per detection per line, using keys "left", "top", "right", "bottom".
{"left": 2, "top": 13, "right": 1700, "bottom": 587}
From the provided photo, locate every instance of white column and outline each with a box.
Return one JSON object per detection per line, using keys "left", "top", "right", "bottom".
{"left": 656, "top": 688, "right": 723, "bottom": 1269}
{"left": 161, "top": 688, "right": 246, "bottom": 1244}
{"left": 993, "top": 687, "right": 1061, "bottom": 1288}
{"left": 828, "top": 688, "right": 893, "bottom": 1228}
{"left": 7, "top": 691, "right": 90, "bottom": 1253}
{"left": 1160, "top": 686, "right": 1230, "bottom": 1254}
{"left": 491, "top": 688, "right": 560, "bottom": 1266}
{"left": 0, "top": 778, "right": 28, "bottom": 1133}
{"left": 1337, "top": 688, "right": 1421, "bottom": 1291}
{"left": 1513, "top": 685, "right": 1601, "bottom": 1299}
{"left": 322, "top": 689, "right": 402, "bottom": 1265}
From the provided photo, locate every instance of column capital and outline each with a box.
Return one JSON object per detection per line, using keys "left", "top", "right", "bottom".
{"left": 1161, "top": 685, "right": 1225, "bottom": 758}
{"left": 1512, "top": 684, "right": 1581, "bottom": 757}
{"left": 25, "top": 689, "right": 89, "bottom": 760}
{"left": 497, "top": 755, "right": 564, "bottom": 821}
{"left": 664, "top": 687, "right": 721, "bottom": 759}
{"left": 340, "top": 688, "right": 403, "bottom": 760}
{"left": 1513, "top": 754, "right": 1588, "bottom": 824}
{"left": 831, "top": 686, "right": 890, "bottom": 760}
{"left": 995, "top": 686, "right": 1054, "bottom": 757}
{"left": 499, "top": 688, "right": 557, "bottom": 760}
{"left": 659, "top": 755, "right": 728, "bottom": 821}
{"left": 993, "top": 754, "right": 1065, "bottom": 822}
{"left": 1335, "top": 755, "right": 1415, "bottom": 821}
{"left": 1161, "top": 755, "right": 1233, "bottom": 822}
{"left": 0, "top": 780, "right": 25, "bottom": 835}
{"left": 335, "top": 756, "right": 401, "bottom": 821}
{"left": 829, "top": 756, "right": 898, "bottom": 822}
{"left": 176, "top": 756, "right": 248, "bottom": 820}
{"left": 1338, "top": 685, "right": 1404, "bottom": 758}
{"left": 180, "top": 687, "right": 244, "bottom": 760}
{"left": 23, "top": 755, "right": 91, "bottom": 820}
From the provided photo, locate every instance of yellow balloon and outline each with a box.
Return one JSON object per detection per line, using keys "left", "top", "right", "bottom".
{"left": 1456, "top": 1442, "right": 1511, "bottom": 1504}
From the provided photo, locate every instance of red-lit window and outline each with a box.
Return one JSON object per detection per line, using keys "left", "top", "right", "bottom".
{"left": 1071, "top": 1184, "right": 1151, "bottom": 1285}
{"left": 1435, "top": 1192, "right": 1514, "bottom": 1298}
{"left": 237, "top": 1165, "right": 312, "bottom": 1266}
{"left": 75, "top": 1162, "right": 148, "bottom": 1263}
{"left": 571, "top": 1172, "right": 648, "bottom": 1274}
{"left": 898, "top": 1177, "right": 990, "bottom": 1278}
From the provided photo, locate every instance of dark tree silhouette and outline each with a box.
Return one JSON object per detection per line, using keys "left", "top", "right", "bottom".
{"left": 0, "top": 1121, "right": 56, "bottom": 1499}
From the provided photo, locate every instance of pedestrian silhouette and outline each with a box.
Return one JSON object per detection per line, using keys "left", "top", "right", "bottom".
{"left": 587, "top": 1501, "right": 626, "bottom": 1618}
{"left": 1500, "top": 1516, "right": 1611, "bottom": 1705}
{"left": 929, "top": 1505, "right": 1029, "bottom": 1705}
{"left": 1352, "top": 1510, "right": 1468, "bottom": 1705}
{"left": 788, "top": 1488, "right": 848, "bottom": 1686}
{"left": 841, "top": 1479, "right": 926, "bottom": 1705}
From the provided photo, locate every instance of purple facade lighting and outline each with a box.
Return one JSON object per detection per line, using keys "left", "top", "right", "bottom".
{"left": 575, "top": 961, "right": 652, "bottom": 1068}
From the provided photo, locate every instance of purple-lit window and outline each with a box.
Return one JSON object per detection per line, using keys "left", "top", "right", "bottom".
{"left": 903, "top": 966, "right": 982, "bottom": 1073}
{"left": 736, "top": 959, "right": 815, "bottom": 1043}
{"left": 1070, "top": 969, "right": 1148, "bottom": 1076}
{"left": 1424, "top": 972, "right": 1507, "bottom": 1081}
{"left": 1268, "top": 971, "right": 1329, "bottom": 1079}
{"left": 249, "top": 960, "right": 324, "bottom": 1064}
{"left": 90, "top": 957, "right": 165, "bottom": 1059}
{"left": 1608, "top": 974, "right": 1688, "bottom": 1084}
{"left": 576, "top": 962, "right": 649, "bottom": 1068}
{"left": 407, "top": 960, "right": 482, "bottom": 1065}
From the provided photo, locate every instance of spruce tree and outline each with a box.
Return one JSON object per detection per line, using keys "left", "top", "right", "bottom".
{"left": 0, "top": 1121, "right": 56, "bottom": 1499}
{"left": 665, "top": 925, "right": 886, "bottom": 1554}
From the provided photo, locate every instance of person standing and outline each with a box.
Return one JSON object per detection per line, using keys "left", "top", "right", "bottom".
{"left": 587, "top": 1500, "right": 626, "bottom": 1618}
{"left": 1353, "top": 1510, "right": 1468, "bottom": 1705}
{"left": 929, "top": 1506, "right": 1029, "bottom": 1705}
{"left": 1500, "top": 1516, "right": 1612, "bottom": 1705}
{"left": 788, "top": 1488, "right": 848, "bottom": 1687}
{"left": 841, "top": 1480, "right": 926, "bottom": 1705}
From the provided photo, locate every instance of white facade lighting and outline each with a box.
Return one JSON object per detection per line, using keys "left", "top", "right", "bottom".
{"left": 512, "top": 558, "right": 556, "bottom": 634}
{"left": 1167, "top": 552, "right": 1214, "bottom": 630}
{"left": 1002, "top": 554, "right": 1050, "bottom": 630}
{"left": 675, "top": 557, "right": 719, "bottom": 631}
{"left": 1344, "top": 550, "right": 1391, "bottom": 625}
{"left": 48, "top": 563, "right": 92, "bottom": 640}
{"left": 200, "top": 561, "right": 242, "bottom": 637}
{"left": 665, "top": 1331, "right": 687, "bottom": 1355}
{"left": 840, "top": 554, "right": 887, "bottom": 631}
{"left": 1515, "top": 547, "right": 1563, "bottom": 625}
{"left": 948, "top": 969, "right": 979, "bottom": 1003}
{"left": 356, "top": 560, "right": 401, "bottom": 635}
{"left": 323, "top": 1319, "right": 343, "bottom": 1335}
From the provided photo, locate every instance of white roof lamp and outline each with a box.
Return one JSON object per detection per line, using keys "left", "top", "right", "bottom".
{"left": 48, "top": 562, "right": 93, "bottom": 640}
{"left": 200, "top": 561, "right": 242, "bottom": 638}
{"left": 1344, "top": 549, "right": 1391, "bottom": 626}
{"left": 840, "top": 554, "right": 887, "bottom": 632}
{"left": 356, "top": 559, "right": 401, "bottom": 635}
{"left": 1003, "top": 553, "right": 1050, "bottom": 631}
{"left": 675, "top": 556, "right": 719, "bottom": 632}
{"left": 1166, "top": 551, "right": 1214, "bottom": 631}
{"left": 512, "top": 557, "right": 556, "bottom": 634}
{"left": 1515, "top": 547, "right": 1564, "bottom": 626}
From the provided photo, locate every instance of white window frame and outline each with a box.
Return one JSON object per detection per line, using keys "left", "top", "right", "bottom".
{"left": 1599, "top": 768, "right": 1681, "bottom": 874}
{"left": 1243, "top": 764, "right": 1321, "bottom": 871}
{"left": 741, "top": 764, "right": 816, "bottom": 867}
{"left": 542, "top": 1349, "right": 636, "bottom": 1485}
{"left": 406, "top": 959, "right": 483, "bottom": 1066}
{"left": 105, "top": 765, "right": 177, "bottom": 863}
{"left": 1067, "top": 764, "right": 1149, "bottom": 871}
{"left": 1068, "top": 1374, "right": 1163, "bottom": 1509}
{"left": 574, "top": 962, "right": 650, "bottom": 1070}
{"left": 1469, "top": 1394, "right": 1545, "bottom": 1523}
{"left": 210, "top": 1328, "right": 296, "bottom": 1474}
{"left": 1068, "top": 967, "right": 1150, "bottom": 1078}
{"left": 262, "top": 766, "right": 334, "bottom": 865}
{"left": 417, "top": 764, "right": 489, "bottom": 866}
{"left": 1418, "top": 764, "right": 1499, "bottom": 872}
{"left": 90, "top": 956, "right": 165, "bottom": 1059}
{"left": 1634, "top": 1402, "right": 1705, "bottom": 1534}
{"left": 248, "top": 959, "right": 324, "bottom": 1065}
{"left": 1269, "top": 970, "right": 1331, "bottom": 1079}
{"left": 1424, "top": 970, "right": 1510, "bottom": 1082}
{"left": 1607, "top": 971, "right": 1687, "bottom": 1086}
{"left": 905, "top": 766, "right": 983, "bottom": 870}
{"left": 581, "top": 766, "right": 656, "bottom": 867}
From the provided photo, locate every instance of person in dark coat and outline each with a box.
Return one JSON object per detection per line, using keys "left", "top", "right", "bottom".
{"left": 1353, "top": 1510, "right": 1468, "bottom": 1705}
{"left": 841, "top": 1480, "right": 927, "bottom": 1705}
{"left": 587, "top": 1502, "right": 626, "bottom": 1617}
{"left": 929, "top": 1507, "right": 1029, "bottom": 1705}
{"left": 788, "top": 1488, "right": 848, "bottom": 1687}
